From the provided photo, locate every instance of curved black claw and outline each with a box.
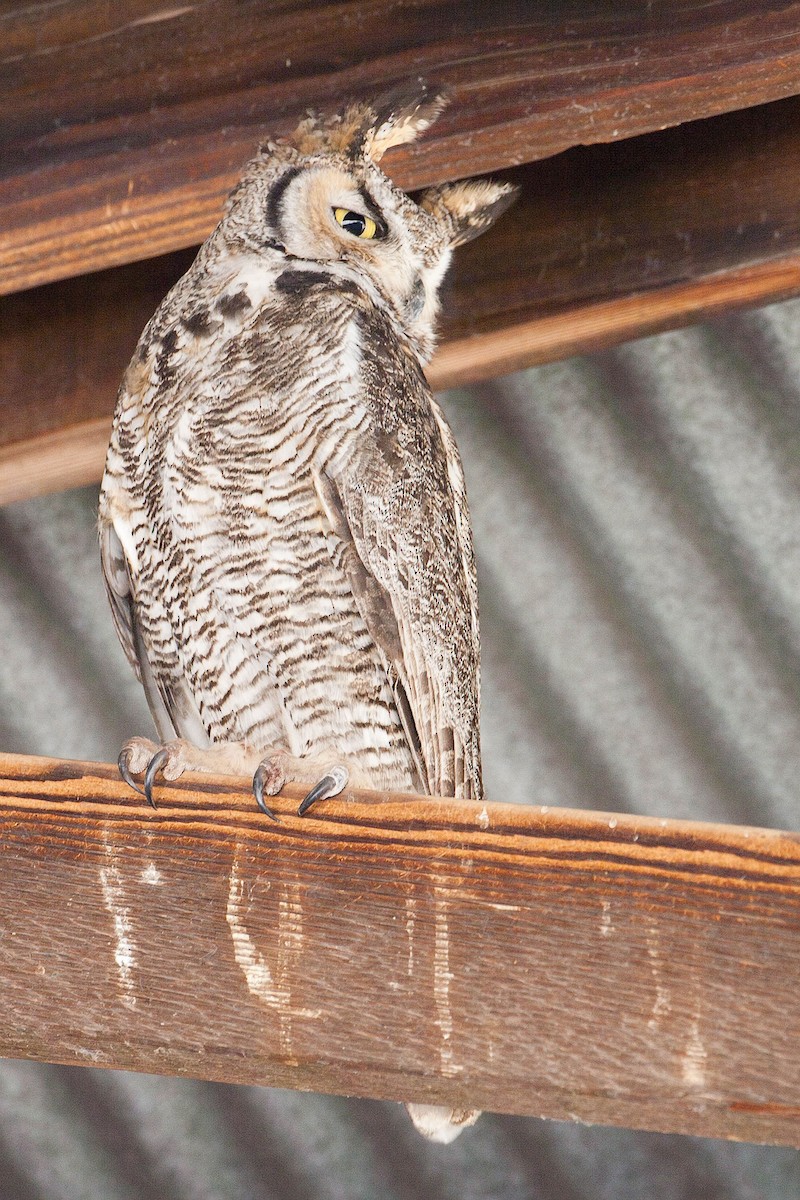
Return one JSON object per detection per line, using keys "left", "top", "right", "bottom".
{"left": 298, "top": 766, "right": 349, "bottom": 816}
{"left": 252, "top": 764, "right": 280, "bottom": 823}
{"left": 118, "top": 748, "right": 146, "bottom": 799}
{"left": 143, "top": 747, "right": 170, "bottom": 809}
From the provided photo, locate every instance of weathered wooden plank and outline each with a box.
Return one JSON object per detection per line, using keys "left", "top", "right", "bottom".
{"left": 0, "top": 419, "right": 115, "bottom": 507}
{"left": 1, "top": 750, "right": 799, "bottom": 1145}
{"left": 5, "top": 98, "right": 800, "bottom": 505}
{"left": 4, "top": 0, "right": 800, "bottom": 293}
{"left": 0, "top": 247, "right": 193, "bottom": 505}
{"left": 432, "top": 257, "right": 800, "bottom": 391}
{"left": 438, "top": 98, "right": 800, "bottom": 361}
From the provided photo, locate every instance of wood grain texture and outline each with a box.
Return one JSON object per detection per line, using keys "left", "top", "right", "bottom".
{"left": 431, "top": 257, "right": 800, "bottom": 392}
{"left": 1, "top": 750, "right": 799, "bottom": 1145}
{"left": 5, "top": 98, "right": 800, "bottom": 504}
{"left": 0, "top": 248, "right": 195, "bottom": 505}
{"left": 4, "top": 0, "right": 800, "bottom": 293}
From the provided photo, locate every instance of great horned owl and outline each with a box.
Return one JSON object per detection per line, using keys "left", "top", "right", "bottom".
{"left": 99, "top": 82, "right": 516, "bottom": 1144}
{"left": 100, "top": 83, "right": 515, "bottom": 819}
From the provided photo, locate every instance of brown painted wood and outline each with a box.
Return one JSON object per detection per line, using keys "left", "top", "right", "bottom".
{"left": 4, "top": 0, "right": 800, "bottom": 294}
{"left": 1, "top": 750, "right": 799, "bottom": 1145}
{"left": 5, "top": 98, "right": 800, "bottom": 505}
{"left": 439, "top": 98, "right": 800, "bottom": 354}
{"left": 0, "top": 248, "right": 195, "bottom": 505}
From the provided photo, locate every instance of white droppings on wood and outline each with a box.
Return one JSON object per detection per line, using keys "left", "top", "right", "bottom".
{"left": 433, "top": 890, "right": 462, "bottom": 1077}
{"left": 646, "top": 928, "right": 671, "bottom": 1028}
{"left": 140, "top": 862, "right": 163, "bottom": 885}
{"left": 405, "top": 897, "right": 416, "bottom": 976}
{"left": 72, "top": 1045, "right": 108, "bottom": 1064}
{"left": 99, "top": 837, "right": 138, "bottom": 1010}
{"left": 682, "top": 1018, "right": 708, "bottom": 1089}
{"left": 600, "top": 899, "right": 613, "bottom": 937}
{"left": 274, "top": 882, "right": 318, "bottom": 1044}
{"left": 128, "top": 5, "right": 196, "bottom": 28}
{"left": 477, "top": 805, "right": 490, "bottom": 829}
{"left": 226, "top": 856, "right": 319, "bottom": 1064}
{"left": 567, "top": 1111, "right": 588, "bottom": 1125}
{"left": 226, "top": 865, "right": 275, "bottom": 998}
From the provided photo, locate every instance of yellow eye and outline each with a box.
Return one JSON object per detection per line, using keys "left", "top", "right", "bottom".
{"left": 333, "top": 208, "right": 378, "bottom": 239}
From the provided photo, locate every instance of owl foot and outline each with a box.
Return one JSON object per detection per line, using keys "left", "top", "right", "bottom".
{"left": 117, "top": 736, "right": 249, "bottom": 810}
{"left": 252, "top": 752, "right": 349, "bottom": 818}
{"left": 118, "top": 736, "right": 197, "bottom": 808}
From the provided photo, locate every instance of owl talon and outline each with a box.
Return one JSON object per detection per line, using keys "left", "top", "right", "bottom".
{"left": 298, "top": 765, "right": 349, "bottom": 816}
{"left": 143, "top": 747, "right": 170, "bottom": 809}
{"left": 252, "top": 762, "right": 281, "bottom": 823}
{"left": 117, "top": 748, "right": 146, "bottom": 799}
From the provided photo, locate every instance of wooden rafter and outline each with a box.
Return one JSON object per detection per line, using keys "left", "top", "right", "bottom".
{"left": 1, "top": 751, "right": 799, "bottom": 1147}
{"left": 4, "top": 0, "right": 800, "bottom": 294}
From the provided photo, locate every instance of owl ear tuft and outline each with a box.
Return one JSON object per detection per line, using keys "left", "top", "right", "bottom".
{"left": 361, "top": 80, "right": 450, "bottom": 162}
{"left": 288, "top": 80, "right": 448, "bottom": 162}
{"left": 418, "top": 178, "right": 520, "bottom": 247}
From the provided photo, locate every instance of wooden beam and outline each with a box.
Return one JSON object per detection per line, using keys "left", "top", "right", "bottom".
{"left": 437, "top": 96, "right": 800, "bottom": 375}
{"left": 432, "top": 256, "right": 800, "bottom": 391}
{"left": 1, "top": 750, "right": 799, "bottom": 1146}
{"left": 0, "top": 247, "right": 193, "bottom": 506}
{"left": 5, "top": 98, "right": 800, "bottom": 505}
{"left": 4, "top": 0, "right": 800, "bottom": 293}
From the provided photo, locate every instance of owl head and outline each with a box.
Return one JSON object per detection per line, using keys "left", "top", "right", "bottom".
{"left": 217, "top": 82, "right": 518, "bottom": 360}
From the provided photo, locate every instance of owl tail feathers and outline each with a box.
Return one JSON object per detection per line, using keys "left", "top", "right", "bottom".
{"left": 405, "top": 1102, "right": 482, "bottom": 1143}
{"left": 290, "top": 79, "right": 449, "bottom": 163}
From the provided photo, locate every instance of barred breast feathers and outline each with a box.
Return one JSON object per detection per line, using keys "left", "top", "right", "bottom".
{"left": 102, "top": 258, "right": 481, "bottom": 798}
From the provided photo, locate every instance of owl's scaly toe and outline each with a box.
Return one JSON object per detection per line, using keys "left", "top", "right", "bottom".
{"left": 251, "top": 753, "right": 350, "bottom": 818}
{"left": 252, "top": 760, "right": 282, "bottom": 823}
{"left": 117, "top": 736, "right": 197, "bottom": 808}
{"left": 298, "top": 765, "right": 349, "bottom": 816}
{"left": 118, "top": 736, "right": 161, "bottom": 806}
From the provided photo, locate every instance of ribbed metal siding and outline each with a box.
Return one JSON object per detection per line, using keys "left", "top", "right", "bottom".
{"left": 1, "top": 299, "right": 799, "bottom": 1197}
{"left": 0, "top": 1064, "right": 797, "bottom": 1199}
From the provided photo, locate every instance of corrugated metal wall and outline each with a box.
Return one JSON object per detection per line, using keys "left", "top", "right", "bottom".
{"left": 1, "top": 298, "right": 800, "bottom": 1197}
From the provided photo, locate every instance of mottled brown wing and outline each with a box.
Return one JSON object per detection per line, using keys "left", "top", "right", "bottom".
{"left": 314, "top": 314, "right": 482, "bottom": 801}
{"left": 99, "top": 517, "right": 210, "bottom": 749}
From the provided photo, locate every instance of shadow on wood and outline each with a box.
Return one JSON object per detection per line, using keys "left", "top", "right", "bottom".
{"left": 1, "top": 751, "right": 798, "bottom": 1146}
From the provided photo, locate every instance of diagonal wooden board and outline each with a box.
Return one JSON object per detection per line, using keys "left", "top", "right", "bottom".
{"left": 1, "top": 751, "right": 798, "bottom": 1146}
{"left": 4, "top": 0, "right": 800, "bottom": 294}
